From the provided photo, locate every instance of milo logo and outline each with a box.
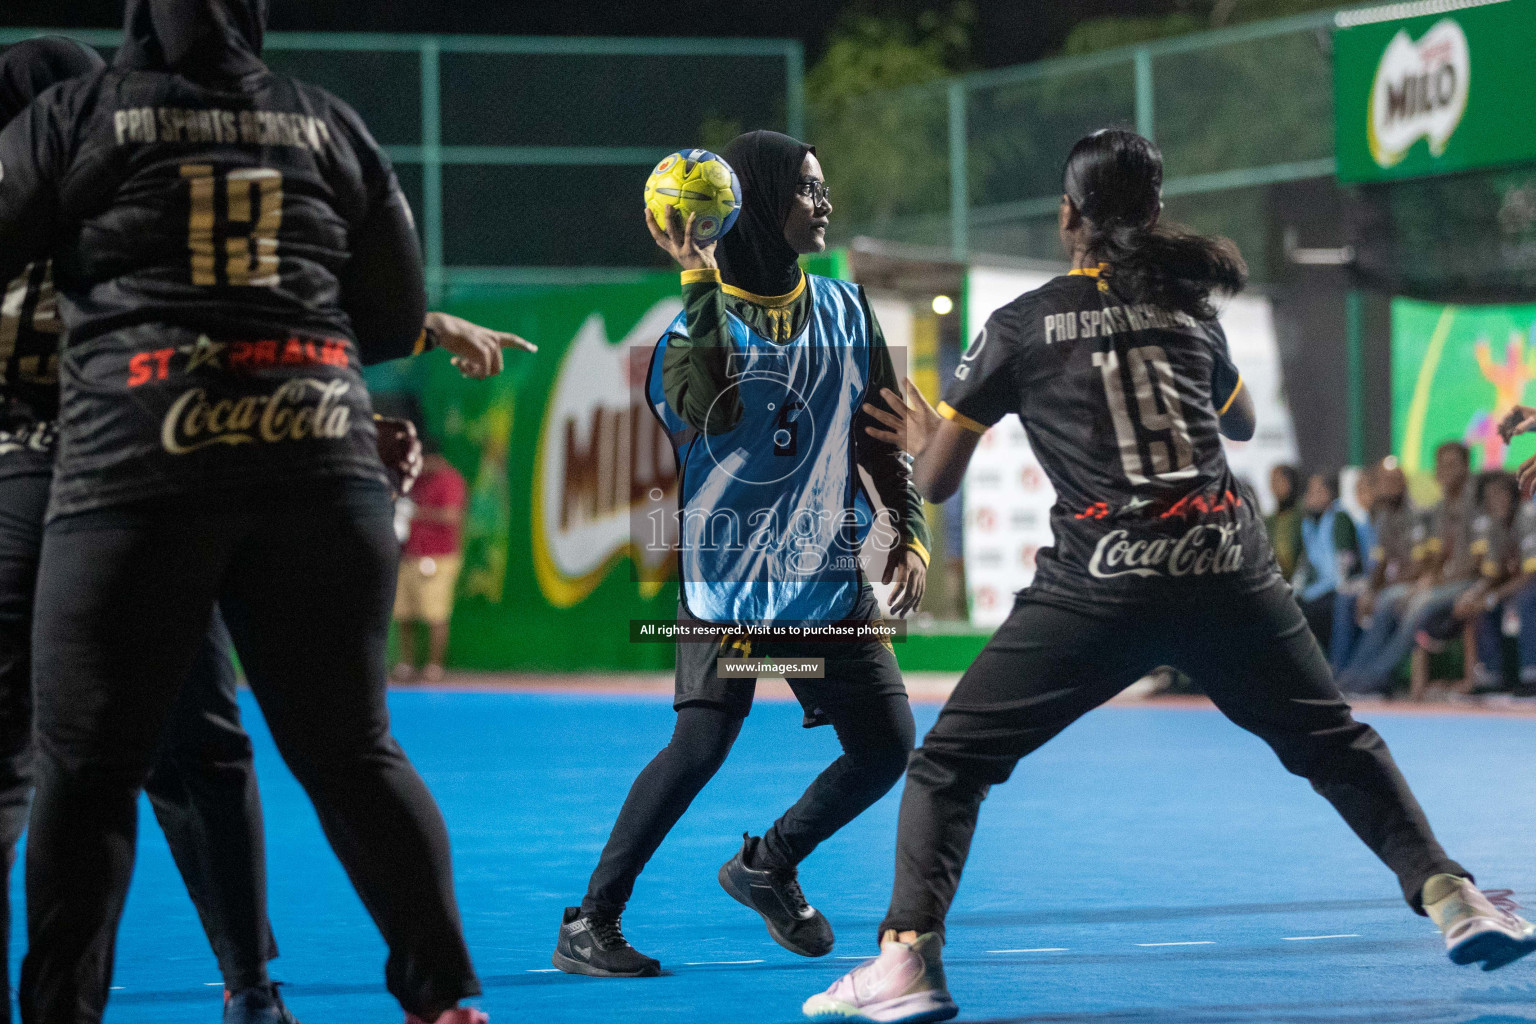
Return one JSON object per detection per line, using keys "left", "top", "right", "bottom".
{"left": 1368, "top": 18, "right": 1469, "bottom": 169}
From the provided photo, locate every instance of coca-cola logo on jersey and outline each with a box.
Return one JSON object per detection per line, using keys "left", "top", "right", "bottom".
{"left": 1087, "top": 524, "right": 1244, "bottom": 580}
{"left": 161, "top": 378, "right": 353, "bottom": 455}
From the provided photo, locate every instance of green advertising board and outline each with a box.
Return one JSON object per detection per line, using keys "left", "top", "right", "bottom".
{"left": 366, "top": 252, "right": 853, "bottom": 672}
{"left": 1392, "top": 296, "right": 1536, "bottom": 476}
{"left": 372, "top": 274, "right": 682, "bottom": 671}
{"left": 1334, "top": 0, "right": 1536, "bottom": 184}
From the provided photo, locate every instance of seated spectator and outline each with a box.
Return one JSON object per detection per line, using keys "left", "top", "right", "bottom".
{"left": 1265, "top": 464, "right": 1303, "bottom": 580}
{"left": 1291, "top": 470, "right": 1360, "bottom": 654}
{"left": 1454, "top": 472, "right": 1536, "bottom": 691}
{"left": 1333, "top": 463, "right": 1382, "bottom": 666}
{"left": 1335, "top": 441, "right": 1475, "bottom": 695}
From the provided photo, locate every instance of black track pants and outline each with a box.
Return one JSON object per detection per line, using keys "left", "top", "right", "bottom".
{"left": 583, "top": 687, "right": 914, "bottom": 917}
{"left": 881, "top": 581, "right": 1467, "bottom": 943}
{"left": 0, "top": 472, "right": 277, "bottom": 1018}
{"left": 21, "top": 481, "right": 478, "bottom": 1024}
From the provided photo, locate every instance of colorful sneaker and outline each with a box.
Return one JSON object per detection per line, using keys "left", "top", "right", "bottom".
{"left": 720, "top": 834, "right": 834, "bottom": 957}
{"left": 223, "top": 983, "right": 300, "bottom": 1024}
{"left": 551, "top": 906, "right": 661, "bottom": 977}
{"left": 802, "top": 933, "right": 957, "bottom": 1023}
{"left": 404, "top": 1008, "right": 487, "bottom": 1024}
{"left": 1424, "top": 874, "right": 1536, "bottom": 971}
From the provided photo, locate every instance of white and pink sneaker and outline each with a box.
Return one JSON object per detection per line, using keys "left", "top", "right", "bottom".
{"left": 1425, "top": 875, "right": 1536, "bottom": 971}
{"left": 802, "top": 933, "right": 957, "bottom": 1023}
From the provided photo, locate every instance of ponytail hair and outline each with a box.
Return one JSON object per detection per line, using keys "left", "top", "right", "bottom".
{"left": 1062, "top": 129, "right": 1247, "bottom": 321}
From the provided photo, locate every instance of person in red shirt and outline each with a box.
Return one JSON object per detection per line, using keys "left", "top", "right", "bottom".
{"left": 394, "top": 442, "right": 469, "bottom": 682}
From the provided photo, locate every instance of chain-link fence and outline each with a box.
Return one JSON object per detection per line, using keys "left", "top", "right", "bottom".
{"left": 0, "top": 29, "right": 803, "bottom": 299}
{"left": 811, "top": 9, "right": 1344, "bottom": 286}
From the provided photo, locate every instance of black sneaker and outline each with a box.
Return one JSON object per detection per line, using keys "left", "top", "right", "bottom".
{"left": 552, "top": 906, "right": 661, "bottom": 977}
{"left": 718, "top": 834, "right": 834, "bottom": 957}
{"left": 223, "top": 982, "right": 301, "bottom": 1024}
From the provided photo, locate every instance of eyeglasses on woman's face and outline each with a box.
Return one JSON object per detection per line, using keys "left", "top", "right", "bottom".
{"left": 795, "top": 179, "right": 831, "bottom": 205}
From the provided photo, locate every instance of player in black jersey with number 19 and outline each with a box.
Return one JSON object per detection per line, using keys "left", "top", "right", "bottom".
{"left": 0, "top": 2, "right": 490, "bottom": 1022}
{"left": 801, "top": 130, "right": 1533, "bottom": 1024}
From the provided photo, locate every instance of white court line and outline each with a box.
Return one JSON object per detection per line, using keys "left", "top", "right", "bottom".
{"left": 988, "top": 947, "right": 1069, "bottom": 953}
{"left": 1282, "top": 934, "right": 1360, "bottom": 941}
{"left": 1136, "top": 940, "right": 1214, "bottom": 947}
{"left": 204, "top": 982, "right": 223, "bottom": 987}
{"left": 682, "top": 959, "right": 765, "bottom": 966}
{"left": 527, "top": 968, "right": 560, "bottom": 973}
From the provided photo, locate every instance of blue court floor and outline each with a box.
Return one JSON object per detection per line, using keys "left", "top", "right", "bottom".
{"left": 23, "top": 690, "right": 1536, "bottom": 1023}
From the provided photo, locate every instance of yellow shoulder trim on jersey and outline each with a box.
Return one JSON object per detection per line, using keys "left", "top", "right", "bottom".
{"left": 1218, "top": 375, "right": 1245, "bottom": 416}
{"left": 411, "top": 328, "right": 429, "bottom": 357}
{"left": 681, "top": 267, "right": 721, "bottom": 286}
{"left": 904, "top": 537, "right": 931, "bottom": 567}
{"left": 1068, "top": 264, "right": 1108, "bottom": 277}
{"left": 937, "top": 401, "right": 988, "bottom": 434}
{"left": 721, "top": 271, "right": 806, "bottom": 308}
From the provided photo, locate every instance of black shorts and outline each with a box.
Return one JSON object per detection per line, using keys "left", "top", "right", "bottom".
{"left": 673, "top": 587, "right": 906, "bottom": 725}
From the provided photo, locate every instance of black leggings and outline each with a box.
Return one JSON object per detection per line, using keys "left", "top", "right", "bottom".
{"left": 583, "top": 692, "right": 915, "bottom": 917}
{"left": 881, "top": 581, "right": 1467, "bottom": 943}
{"left": 22, "top": 481, "right": 477, "bottom": 1024}
{"left": 0, "top": 473, "right": 275, "bottom": 1020}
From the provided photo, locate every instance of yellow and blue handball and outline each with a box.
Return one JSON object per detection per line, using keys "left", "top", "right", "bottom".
{"left": 644, "top": 149, "right": 740, "bottom": 244}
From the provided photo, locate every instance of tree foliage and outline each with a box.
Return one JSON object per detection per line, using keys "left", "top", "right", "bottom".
{"left": 805, "top": 3, "right": 972, "bottom": 244}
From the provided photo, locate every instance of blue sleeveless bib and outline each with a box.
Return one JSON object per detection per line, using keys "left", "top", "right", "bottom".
{"left": 648, "top": 275, "right": 873, "bottom": 625}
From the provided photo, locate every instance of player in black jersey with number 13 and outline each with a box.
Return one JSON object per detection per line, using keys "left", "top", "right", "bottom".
{"left": 0, "top": 2, "right": 499, "bottom": 1022}
{"left": 800, "top": 130, "right": 1534, "bottom": 1024}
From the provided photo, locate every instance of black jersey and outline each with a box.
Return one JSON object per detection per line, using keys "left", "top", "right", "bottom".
{"left": 942, "top": 269, "right": 1278, "bottom": 613}
{"left": 0, "top": 260, "right": 62, "bottom": 480}
{"left": 0, "top": 0, "right": 427, "bottom": 518}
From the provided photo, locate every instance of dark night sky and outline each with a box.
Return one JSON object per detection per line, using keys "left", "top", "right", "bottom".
{"left": 0, "top": 0, "right": 1178, "bottom": 68}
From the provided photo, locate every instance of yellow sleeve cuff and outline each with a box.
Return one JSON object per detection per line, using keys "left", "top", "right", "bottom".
{"left": 681, "top": 268, "right": 722, "bottom": 286}
{"left": 411, "top": 328, "right": 429, "bottom": 357}
{"left": 1218, "top": 375, "right": 1245, "bottom": 416}
{"left": 936, "top": 401, "right": 988, "bottom": 434}
{"left": 904, "top": 537, "right": 931, "bottom": 567}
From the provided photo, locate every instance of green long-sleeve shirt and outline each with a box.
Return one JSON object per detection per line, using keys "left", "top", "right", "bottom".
{"left": 661, "top": 266, "right": 930, "bottom": 563}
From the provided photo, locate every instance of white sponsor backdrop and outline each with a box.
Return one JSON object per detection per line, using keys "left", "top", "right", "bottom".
{"left": 960, "top": 266, "right": 1298, "bottom": 627}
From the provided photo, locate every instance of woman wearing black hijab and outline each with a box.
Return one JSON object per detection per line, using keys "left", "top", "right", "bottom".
{"left": 0, "top": 36, "right": 298, "bottom": 1024}
{"left": 552, "top": 132, "right": 930, "bottom": 977}
{"left": 0, "top": 3, "right": 517, "bottom": 1021}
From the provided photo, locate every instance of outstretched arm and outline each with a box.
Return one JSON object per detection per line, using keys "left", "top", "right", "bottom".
{"left": 863, "top": 379, "right": 981, "bottom": 505}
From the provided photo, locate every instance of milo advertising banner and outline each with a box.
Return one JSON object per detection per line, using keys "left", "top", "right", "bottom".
{"left": 1392, "top": 297, "right": 1536, "bottom": 475}
{"left": 1334, "top": 0, "right": 1536, "bottom": 184}
{"left": 365, "top": 275, "right": 681, "bottom": 671}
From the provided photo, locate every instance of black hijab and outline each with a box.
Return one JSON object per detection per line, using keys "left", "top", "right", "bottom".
{"left": 716, "top": 130, "right": 814, "bottom": 298}
{"left": 115, "top": 0, "right": 268, "bottom": 84}
{"left": 0, "top": 37, "right": 105, "bottom": 126}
